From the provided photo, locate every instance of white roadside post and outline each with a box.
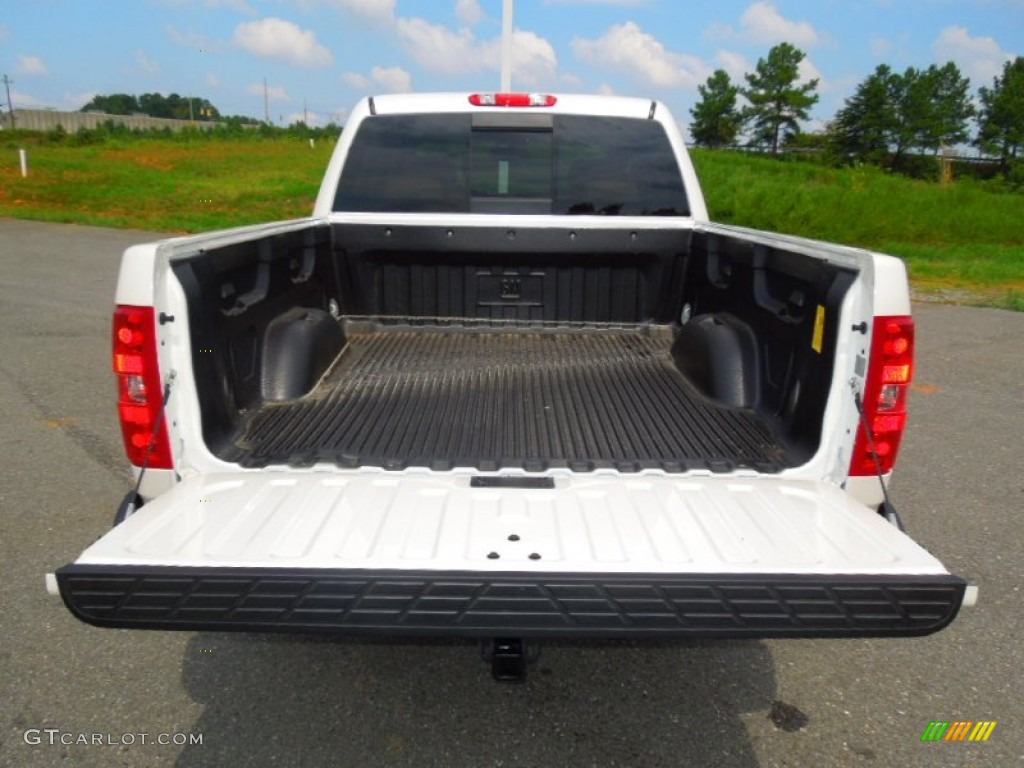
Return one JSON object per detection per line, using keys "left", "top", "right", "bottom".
{"left": 19, "top": 148, "right": 28, "bottom": 177}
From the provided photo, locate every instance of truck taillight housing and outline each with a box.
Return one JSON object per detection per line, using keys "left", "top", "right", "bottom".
{"left": 113, "top": 305, "right": 172, "bottom": 469}
{"left": 849, "top": 315, "right": 914, "bottom": 476}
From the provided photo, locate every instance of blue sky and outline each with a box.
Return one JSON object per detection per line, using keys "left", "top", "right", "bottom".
{"left": 1, "top": 0, "right": 1020, "bottom": 131}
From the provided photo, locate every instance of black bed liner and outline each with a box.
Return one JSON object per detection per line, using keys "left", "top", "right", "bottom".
{"left": 224, "top": 324, "right": 791, "bottom": 473}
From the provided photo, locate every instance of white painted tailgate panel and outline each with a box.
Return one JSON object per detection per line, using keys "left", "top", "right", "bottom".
{"left": 77, "top": 473, "right": 949, "bottom": 575}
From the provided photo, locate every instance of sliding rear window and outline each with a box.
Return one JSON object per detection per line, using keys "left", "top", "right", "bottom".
{"left": 334, "top": 113, "right": 689, "bottom": 216}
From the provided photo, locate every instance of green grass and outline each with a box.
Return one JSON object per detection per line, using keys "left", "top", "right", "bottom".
{"left": 1, "top": 137, "right": 1021, "bottom": 306}
{"left": 691, "top": 150, "right": 1024, "bottom": 305}
{"left": 0, "top": 135, "right": 333, "bottom": 232}
{"left": 1002, "top": 291, "right": 1024, "bottom": 311}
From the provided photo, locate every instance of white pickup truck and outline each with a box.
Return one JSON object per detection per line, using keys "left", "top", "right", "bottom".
{"left": 52, "top": 92, "right": 968, "bottom": 680}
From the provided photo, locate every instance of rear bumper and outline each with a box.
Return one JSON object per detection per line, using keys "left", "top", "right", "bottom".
{"left": 56, "top": 565, "right": 966, "bottom": 639}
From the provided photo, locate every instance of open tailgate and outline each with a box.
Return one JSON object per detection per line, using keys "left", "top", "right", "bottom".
{"left": 55, "top": 472, "right": 965, "bottom": 638}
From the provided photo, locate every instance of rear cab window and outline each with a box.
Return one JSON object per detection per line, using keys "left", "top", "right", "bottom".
{"left": 334, "top": 113, "right": 690, "bottom": 216}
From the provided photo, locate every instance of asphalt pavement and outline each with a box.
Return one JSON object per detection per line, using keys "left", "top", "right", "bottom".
{"left": 1, "top": 218, "right": 1021, "bottom": 767}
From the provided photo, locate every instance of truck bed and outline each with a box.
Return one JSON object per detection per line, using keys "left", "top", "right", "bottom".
{"left": 223, "top": 324, "right": 791, "bottom": 473}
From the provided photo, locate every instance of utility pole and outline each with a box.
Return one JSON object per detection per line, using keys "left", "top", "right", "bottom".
{"left": 500, "top": 0, "right": 513, "bottom": 91}
{"left": 263, "top": 77, "right": 270, "bottom": 125}
{"left": 2, "top": 74, "right": 15, "bottom": 129}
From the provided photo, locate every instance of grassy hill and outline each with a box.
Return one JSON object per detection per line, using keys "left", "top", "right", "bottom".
{"left": 0, "top": 134, "right": 332, "bottom": 232}
{"left": 691, "top": 150, "right": 1023, "bottom": 307}
{"left": 1, "top": 134, "right": 1020, "bottom": 307}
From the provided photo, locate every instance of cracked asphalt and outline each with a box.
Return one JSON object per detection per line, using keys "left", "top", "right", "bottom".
{"left": 1, "top": 218, "right": 1021, "bottom": 767}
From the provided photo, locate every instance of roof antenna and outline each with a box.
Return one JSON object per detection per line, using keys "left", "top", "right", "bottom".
{"left": 501, "top": 0, "right": 513, "bottom": 91}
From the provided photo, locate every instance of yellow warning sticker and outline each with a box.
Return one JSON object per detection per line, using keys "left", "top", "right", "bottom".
{"left": 812, "top": 305, "right": 826, "bottom": 354}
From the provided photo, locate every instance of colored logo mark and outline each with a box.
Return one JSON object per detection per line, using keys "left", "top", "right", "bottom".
{"left": 921, "top": 721, "right": 996, "bottom": 742}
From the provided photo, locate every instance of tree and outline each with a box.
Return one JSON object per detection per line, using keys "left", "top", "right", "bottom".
{"left": 82, "top": 92, "right": 221, "bottom": 121}
{"left": 137, "top": 93, "right": 167, "bottom": 118}
{"left": 976, "top": 56, "right": 1024, "bottom": 172}
{"left": 829, "top": 64, "right": 899, "bottom": 163}
{"left": 880, "top": 63, "right": 972, "bottom": 167}
{"left": 912, "top": 62, "right": 974, "bottom": 153}
{"left": 689, "top": 70, "right": 744, "bottom": 148}
{"left": 830, "top": 62, "right": 974, "bottom": 170}
{"left": 81, "top": 93, "right": 139, "bottom": 114}
{"left": 742, "top": 43, "right": 819, "bottom": 154}
{"left": 884, "top": 68, "right": 925, "bottom": 163}
{"left": 195, "top": 98, "right": 220, "bottom": 120}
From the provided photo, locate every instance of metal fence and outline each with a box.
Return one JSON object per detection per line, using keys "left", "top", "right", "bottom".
{"left": 4, "top": 109, "right": 222, "bottom": 132}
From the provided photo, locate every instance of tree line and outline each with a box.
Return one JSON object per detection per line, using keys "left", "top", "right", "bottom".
{"left": 690, "top": 45, "right": 1024, "bottom": 176}
{"left": 79, "top": 92, "right": 260, "bottom": 124}
{"left": 31, "top": 117, "right": 341, "bottom": 147}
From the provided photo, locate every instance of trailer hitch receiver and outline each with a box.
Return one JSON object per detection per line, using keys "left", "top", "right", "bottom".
{"left": 489, "top": 638, "right": 530, "bottom": 683}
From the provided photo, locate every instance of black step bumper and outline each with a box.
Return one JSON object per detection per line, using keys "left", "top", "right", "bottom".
{"left": 56, "top": 565, "right": 966, "bottom": 639}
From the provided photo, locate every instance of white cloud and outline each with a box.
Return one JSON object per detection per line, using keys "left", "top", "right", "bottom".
{"left": 933, "top": 26, "right": 1012, "bottom": 85}
{"left": 335, "top": 0, "right": 396, "bottom": 21}
{"left": 234, "top": 18, "right": 333, "bottom": 67}
{"left": 482, "top": 29, "right": 558, "bottom": 87}
{"left": 561, "top": 72, "right": 583, "bottom": 87}
{"left": 741, "top": 2, "right": 820, "bottom": 47}
{"left": 17, "top": 55, "right": 48, "bottom": 75}
{"left": 205, "top": 73, "right": 220, "bottom": 88}
{"left": 343, "top": 66, "right": 413, "bottom": 92}
{"left": 396, "top": 16, "right": 557, "bottom": 87}
{"left": 247, "top": 82, "right": 290, "bottom": 101}
{"left": 133, "top": 50, "right": 160, "bottom": 74}
{"left": 714, "top": 50, "right": 749, "bottom": 82}
{"left": 456, "top": 0, "right": 484, "bottom": 26}
{"left": 572, "top": 22, "right": 709, "bottom": 90}
{"left": 707, "top": 2, "right": 820, "bottom": 48}
{"left": 597, "top": 83, "right": 615, "bottom": 95}
{"left": 341, "top": 72, "right": 372, "bottom": 89}
{"left": 370, "top": 65, "right": 413, "bottom": 92}
{"left": 799, "top": 57, "right": 823, "bottom": 87}
{"left": 396, "top": 17, "right": 479, "bottom": 74}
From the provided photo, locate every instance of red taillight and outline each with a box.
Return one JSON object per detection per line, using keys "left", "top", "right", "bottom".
{"left": 113, "top": 305, "right": 172, "bottom": 469}
{"left": 849, "top": 315, "right": 914, "bottom": 476}
{"left": 468, "top": 93, "right": 557, "bottom": 107}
